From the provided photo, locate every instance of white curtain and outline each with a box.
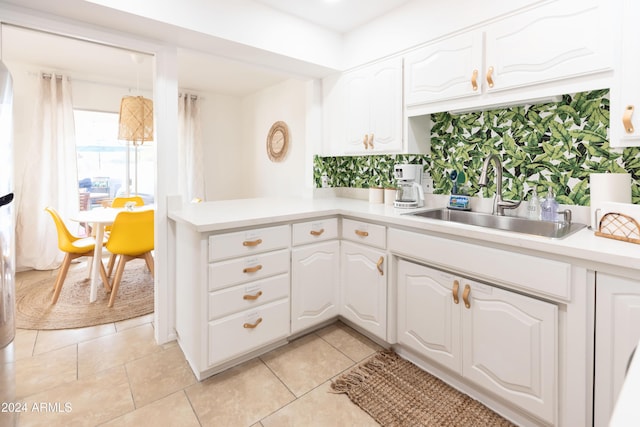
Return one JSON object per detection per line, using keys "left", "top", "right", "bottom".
{"left": 178, "top": 93, "right": 205, "bottom": 202}
{"left": 15, "top": 73, "right": 78, "bottom": 270}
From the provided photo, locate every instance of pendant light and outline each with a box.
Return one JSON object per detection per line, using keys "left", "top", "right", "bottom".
{"left": 117, "top": 53, "right": 153, "bottom": 196}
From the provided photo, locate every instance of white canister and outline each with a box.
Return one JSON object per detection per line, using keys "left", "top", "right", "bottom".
{"left": 384, "top": 188, "right": 396, "bottom": 206}
{"left": 369, "top": 187, "right": 384, "bottom": 204}
{"left": 589, "top": 173, "right": 632, "bottom": 229}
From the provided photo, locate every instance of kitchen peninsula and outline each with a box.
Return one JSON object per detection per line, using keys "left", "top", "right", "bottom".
{"left": 169, "top": 196, "right": 639, "bottom": 427}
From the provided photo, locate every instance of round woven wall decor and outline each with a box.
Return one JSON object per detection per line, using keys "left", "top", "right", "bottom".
{"left": 266, "top": 121, "right": 289, "bottom": 162}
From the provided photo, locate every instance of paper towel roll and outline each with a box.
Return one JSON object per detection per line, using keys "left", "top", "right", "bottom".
{"left": 590, "top": 173, "right": 632, "bottom": 229}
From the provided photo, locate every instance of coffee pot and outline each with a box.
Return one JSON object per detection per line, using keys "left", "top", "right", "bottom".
{"left": 393, "top": 164, "right": 424, "bottom": 208}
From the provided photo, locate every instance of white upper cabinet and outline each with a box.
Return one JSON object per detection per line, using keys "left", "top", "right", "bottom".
{"left": 610, "top": 0, "right": 640, "bottom": 147}
{"left": 404, "top": 0, "right": 613, "bottom": 115}
{"left": 323, "top": 56, "right": 404, "bottom": 156}
{"left": 404, "top": 31, "right": 483, "bottom": 106}
{"left": 484, "top": 0, "right": 612, "bottom": 93}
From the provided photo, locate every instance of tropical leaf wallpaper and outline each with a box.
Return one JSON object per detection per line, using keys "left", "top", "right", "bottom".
{"left": 314, "top": 89, "right": 640, "bottom": 206}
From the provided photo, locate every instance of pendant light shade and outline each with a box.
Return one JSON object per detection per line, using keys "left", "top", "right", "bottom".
{"left": 118, "top": 95, "right": 153, "bottom": 144}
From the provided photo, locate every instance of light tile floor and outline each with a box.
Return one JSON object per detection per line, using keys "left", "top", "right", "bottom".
{"left": 1, "top": 268, "right": 383, "bottom": 427}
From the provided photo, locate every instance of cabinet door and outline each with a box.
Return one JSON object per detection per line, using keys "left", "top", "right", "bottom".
{"left": 485, "top": 0, "right": 612, "bottom": 93}
{"left": 611, "top": 0, "right": 640, "bottom": 147}
{"left": 291, "top": 241, "right": 340, "bottom": 334}
{"left": 594, "top": 273, "right": 640, "bottom": 427}
{"left": 461, "top": 279, "right": 557, "bottom": 425}
{"left": 368, "top": 57, "right": 403, "bottom": 152}
{"left": 340, "top": 241, "right": 387, "bottom": 340}
{"left": 397, "top": 260, "right": 461, "bottom": 372}
{"left": 404, "top": 31, "right": 483, "bottom": 105}
{"left": 343, "top": 70, "right": 370, "bottom": 151}
{"left": 332, "top": 57, "right": 403, "bottom": 155}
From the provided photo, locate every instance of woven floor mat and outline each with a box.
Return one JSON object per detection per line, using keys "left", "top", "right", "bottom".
{"left": 16, "top": 259, "right": 153, "bottom": 330}
{"left": 332, "top": 350, "right": 517, "bottom": 427}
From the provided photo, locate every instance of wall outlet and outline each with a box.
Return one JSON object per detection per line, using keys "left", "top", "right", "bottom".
{"left": 423, "top": 173, "right": 434, "bottom": 194}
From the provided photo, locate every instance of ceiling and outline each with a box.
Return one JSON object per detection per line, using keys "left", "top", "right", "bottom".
{"left": 252, "top": 0, "right": 414, "bottom": 33}
{"left": 0, "top": 0, "right": 413, "bottom": 96}
{"left": 0, "top": 24, "right": 295, "bottom": 96}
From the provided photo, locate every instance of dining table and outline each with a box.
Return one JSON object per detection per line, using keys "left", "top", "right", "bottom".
{"left": 69, "top": 205, "right": 154, "bottom": 303}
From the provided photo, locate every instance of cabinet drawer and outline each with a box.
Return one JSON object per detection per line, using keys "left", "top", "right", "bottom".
{"left": 292, "top": 218, "right": 338, "bottom": 246}
{"left": 389, "top": 228, "right": 572, "bottom": 301}
{"left": 342, "top": 218, "right": 386, "bottom": 249}
{"left": 209, "top": 249, "right": 290, "bottom": 291}
{"left": 208, "top": 225, "right": 290, "bottom": 262}
{"left": 208, "top": 298, "right": 290, "bottom": 366}
{"left": 208, "top": 274, "right": 290, "bottom": 320}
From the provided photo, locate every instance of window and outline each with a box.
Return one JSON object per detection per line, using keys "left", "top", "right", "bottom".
{"left": 74, "top": 110, "right": 155, "bottom": 206}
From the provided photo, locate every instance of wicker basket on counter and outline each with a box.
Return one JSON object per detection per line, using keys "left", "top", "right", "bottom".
{"left": 595, "top": 212, "right": 640, "bottom": 244}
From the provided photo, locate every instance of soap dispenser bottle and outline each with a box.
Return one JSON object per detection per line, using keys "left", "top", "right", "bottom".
{"left": 527, "top": 187, "right": 540, "bottom": 220}
{"left": 540, "top": 186, "right": 559, "bottom": 221}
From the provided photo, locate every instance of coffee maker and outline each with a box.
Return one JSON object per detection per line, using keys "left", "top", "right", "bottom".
{"left": 393, "top": 164, "right": 424, "bottom": 208}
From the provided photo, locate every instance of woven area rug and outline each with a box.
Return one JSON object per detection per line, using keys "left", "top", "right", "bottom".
{"left": 332, "top": 350, "right": 516, "bottom": 427}
{"left": 15, "top": 259, "right": 154, "bottom": 330}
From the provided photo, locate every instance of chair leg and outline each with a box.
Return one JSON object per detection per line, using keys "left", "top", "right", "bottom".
{"left": 51, "top": 254, "right": 73, "bottom": 304}
{"left": 143, "top": 252, "right": 155, "bottom": 277}
{"left": 99, "top": 259, "right": 111, "bottom": 292}
{"left": 106, "top": 254, "right": 117, "bottom": 278}
{"left": 108, "top": 256, "right": 129, "bottom": 308}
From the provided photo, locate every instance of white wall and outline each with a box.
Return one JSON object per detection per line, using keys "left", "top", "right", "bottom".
{"left": 240, "top": 78, "right": 313, "bottom": 199}
{"left": 198, "top": 91, "right": 244, "bottom": 201}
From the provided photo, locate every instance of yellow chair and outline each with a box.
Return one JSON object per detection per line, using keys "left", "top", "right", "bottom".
{"left": 105, "top": 209, "right": 154, "bottom": 307}
{"left": 105, "top": 196, "right": 145, "bottom": 276}
{"left": 45, "top": 207, "right": 109, "bottom": 304}
{"left": 111, "top": 196, "right": 144, "bottom": 208}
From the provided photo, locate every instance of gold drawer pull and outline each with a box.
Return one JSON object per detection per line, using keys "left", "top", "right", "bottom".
{"left": 486, "top": 66, "right": 494, "bottom": 88}
{"left": 354, "top": 229, "right": 369, "bottom": 237}
{"left": 310, "top": 229, "right": 325, "bottom": 236}
{"left": 623, "top": 105, "right": 635, "bottom": 134}
{"left": 243, "top": 239, "right": 262, "bottom": 247}
{"left": 463, "top": 284, "right": 471, "bottom": 309}
{"left": 376, "top": 256, "right": 384, "bottom": 275}
{"left": 243, "top": 291, "right": 263, "bottom": 300}
{"left": 471, "top": 69, "right": 478, "bottom": 91}
{"left": 362, "top": 134, "right": 368, "bottom": 149}
{"left": 243, "top": 318, "right": 263, "bottom": 329}
{"left": 243, "top": 265, "right": 263, "bottom": 274}
{"left": 368, "top": 133, "right": 374, "bottom": 149}
{"left": 452, "top": 280, "right": 460, "bottom": 304}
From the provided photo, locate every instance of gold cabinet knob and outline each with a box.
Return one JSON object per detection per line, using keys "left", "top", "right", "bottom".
{"left": 623, "top": 105, "right": 635, "bottom": 134}
{"left": 486, "top": 66, "right": 494, "bottom": 88}
{"left": 243, "top": 265, "right": 263, "bottom": 274}
{"left": 452, "top": 280, "right": 460, "bottom": 304}
{"left": 462, "top": 284, "right": 471, "bottom": 309}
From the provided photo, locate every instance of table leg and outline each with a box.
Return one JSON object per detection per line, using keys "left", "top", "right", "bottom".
{"left": 89, "top": 224, "right": 104, "bottom": 303}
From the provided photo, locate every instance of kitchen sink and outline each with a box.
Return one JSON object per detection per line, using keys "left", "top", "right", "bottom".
{"left": 408, "top": 208, "right": 587, "bottom": 239}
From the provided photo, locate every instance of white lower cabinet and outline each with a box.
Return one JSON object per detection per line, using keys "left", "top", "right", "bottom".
{"left": 594, "top": 273, "right": 640, "bottom": 427}
{"left": 340, "top": 240, "right": 387, "bottom": 340}
{"left": 175, "top": 223, "right": 291, "bottom": 380}
{"left": 291, "top": 240, "right": 340, "bottom": 333}
{"left": 397, "top": 259, "right": 558, "bottom": 425}
{"left": 208, "top": 298, "right": 290, "bottom": 365}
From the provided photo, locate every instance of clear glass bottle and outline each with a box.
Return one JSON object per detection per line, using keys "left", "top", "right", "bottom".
{"left": 527, "top": 187, "right": 540, "bottom": 220}
{"left": 540, "top": 187, "right": 559, "bottom": 221}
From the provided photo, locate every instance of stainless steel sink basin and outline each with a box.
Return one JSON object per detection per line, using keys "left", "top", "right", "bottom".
{"left": 408, "top": 208, "right": 586, "bottom": 239}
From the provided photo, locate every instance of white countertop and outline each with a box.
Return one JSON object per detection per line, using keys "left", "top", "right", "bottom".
{"left": 168, "top": 196, "right": 640, "bottom": 277}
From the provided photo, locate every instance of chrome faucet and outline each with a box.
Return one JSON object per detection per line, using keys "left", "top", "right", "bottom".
{"left": 478, "top": 154, "right": 521, "bottom": 216}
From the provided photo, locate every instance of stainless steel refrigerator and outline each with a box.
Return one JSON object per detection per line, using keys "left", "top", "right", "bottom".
{"left": 0, "top": 58, "right": 15, "bottom": 349}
